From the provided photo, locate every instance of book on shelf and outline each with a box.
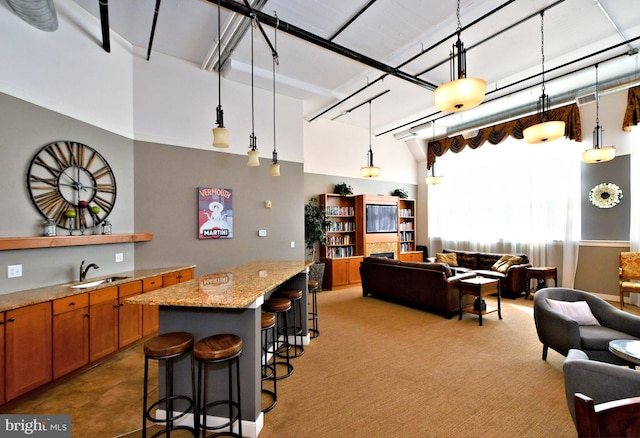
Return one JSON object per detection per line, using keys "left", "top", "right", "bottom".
{"left": 325, "top": 206, "right": 355, "bottom": 216}
{"left": 327, "top": 221, "right": 356, "bottom": 232}
{"left": 399, "top": 208, "right": 413, "bottom": 218}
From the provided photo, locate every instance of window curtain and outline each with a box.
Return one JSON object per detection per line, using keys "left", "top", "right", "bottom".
{"left": 427, "top": 136, "right": 582, "bottom": 287}
{"left": 622, "top": 85, "right": 640, "bottom": 132}
{"left": 427, "top": 103, "right": 582, "bottom": 169}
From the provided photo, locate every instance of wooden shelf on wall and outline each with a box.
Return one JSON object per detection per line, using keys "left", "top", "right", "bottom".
{"left": 0, "top": 233, "right": 153, "bottom": 251}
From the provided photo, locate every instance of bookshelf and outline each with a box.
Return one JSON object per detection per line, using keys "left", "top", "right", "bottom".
{"left": 319, "top": 193, "right": 363, "bottom": 289}
{"left": 398, "top": 199, "right": 422, "bottom": 262}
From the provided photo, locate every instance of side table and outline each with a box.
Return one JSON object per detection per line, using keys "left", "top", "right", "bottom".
{"left": 525, "top": 266, "right": 557, "bottom": 300}
{"left": 459, "top": 277, "right": 501, "bottom": 326}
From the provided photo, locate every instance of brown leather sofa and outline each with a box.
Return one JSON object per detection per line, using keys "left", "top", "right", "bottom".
{"left": 359, "top": 257, "right": 477, "bottom": 318}
{"left": 440, "top": 249, "right": 531, "bottom": 297}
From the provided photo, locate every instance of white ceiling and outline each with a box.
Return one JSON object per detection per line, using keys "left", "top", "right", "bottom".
{"left": 59, "top": 0, "right": 640, "bottom": 138}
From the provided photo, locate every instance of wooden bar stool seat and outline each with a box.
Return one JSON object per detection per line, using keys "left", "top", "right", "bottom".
{"left": 274, "top": 288, "right": 305, "bottom": 358}
{"left": 143, "top": 331, "right": 196, "bottom": 438}
{"left": 194, "top": 334, "right": 243, "bottom": 437}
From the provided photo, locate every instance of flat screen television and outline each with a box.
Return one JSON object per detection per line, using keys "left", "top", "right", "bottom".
{"left": 366, "top": 204, "right": 398, "bottom": 234}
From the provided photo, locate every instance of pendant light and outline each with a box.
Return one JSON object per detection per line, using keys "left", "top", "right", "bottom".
{"left": 247, "top": 16, "right": 260, "bottom": 166}
{"left": 582, "top": 64, "right": 616, "bottom": 163}
{"left": 212, "top": 0, "right": 229, "bottom": 148}
{"left": 270, "top": 17, "right": 280, "bottom": 177}
{"left": 434, "top": 0, "right": 486, "bottom": 113}
{"left": 360, "top": 101, "right": 381, "bottom": 178}
{"left": 425, "top": 158, "right": 443, "bottom": 185}
{"left": 523, "top": 11, "right": 565, "bottom": 144}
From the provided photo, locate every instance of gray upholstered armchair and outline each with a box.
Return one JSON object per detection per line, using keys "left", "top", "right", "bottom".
{"left": 533, "top": 287, "right": 640, "bottom": 365}
{"left": 563, "top": 349, "right": 640, "bottom": 425}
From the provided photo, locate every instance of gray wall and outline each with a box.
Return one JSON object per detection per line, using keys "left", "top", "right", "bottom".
{"left": 134, "top": 142, "right": 305, "bottom": 277}
{"left": 581, "top": 154, "right": 630, "bottom": 240}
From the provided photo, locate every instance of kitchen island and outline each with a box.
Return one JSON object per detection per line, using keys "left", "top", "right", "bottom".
{"left": 126, "top": 260, "right": 311, "bottom": 437}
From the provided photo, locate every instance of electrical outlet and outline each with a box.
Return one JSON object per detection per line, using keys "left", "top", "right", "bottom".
{"left": 8, "top": 264, "right": 22, "bottom": 278}
{"left": 258, "top": 230, "right": 267, "bottom": 237}
{"left": 290, "top": 241, "right": 295, "bottom": 248}
{"left": 115, "top": 253, "right": 123, "bottom": 262}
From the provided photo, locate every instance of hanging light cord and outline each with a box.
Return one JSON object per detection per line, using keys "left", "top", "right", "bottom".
{"left": 273, "top": 13, "right": 279, "bottom": 158}
{"left": 595, "top": 63, "right": 600, "bottom": 126}
{"left": 540, "top": 11, "right": 546, "bottom": 97}
{"left": 249, "top": 14, "right": 257, "bottom": 151}
{"left": 215, "top": 0, "right": 224, "bottom": 127}
{"left": 368, "top": 101, "right": 372, "bottom": 154}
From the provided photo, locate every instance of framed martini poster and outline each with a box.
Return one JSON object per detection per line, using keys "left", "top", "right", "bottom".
{"left": 198, "top": 187, "right": 233, "bottom": 239}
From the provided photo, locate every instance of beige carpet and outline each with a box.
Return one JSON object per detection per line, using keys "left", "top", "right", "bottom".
{"left": 255, "top": 286, "right": 577, "bottom": 438}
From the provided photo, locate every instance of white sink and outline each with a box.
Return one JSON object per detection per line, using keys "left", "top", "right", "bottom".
{"left": 70, "top": 279, "right": 106, "bottom": 289}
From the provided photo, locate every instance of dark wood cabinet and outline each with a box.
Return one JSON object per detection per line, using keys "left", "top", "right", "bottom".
{"left": 89, "top": 286, "right": 119, "bottom": 362}
{"left": 322, "top": 256, "right": 363, "bottom": 289}
{"left": 118, "top": 281, "right": 143, "bottom": 348}
{"left": 5, "top": 302, "right": 52, "bottom": 401}
{"left": 53, "top": 294, "right": 89, "bottom": 379}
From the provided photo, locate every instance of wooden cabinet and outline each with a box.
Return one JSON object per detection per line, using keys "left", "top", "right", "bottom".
{"left": 0, "top": 312, "right": 5, "bottom": 405}
{"left": 321, "top": 256, "right": 363, "bottom": 289}
{"left": 399, "top": 252, "right": 423, "bottom": 262}
{"left": 53, "top": 294, "right": 89, "bottom": 379}
{"left": 398, "top": 198, "right": 416, "bottom": 254}
{"left": 162, "top": 268, "right": 194, "bottom": 287}
{"left": 89, "top": 286, "right": 119, "bottom": 362}
{"left": 118, "top": 281, "right": 143, "bottom": 348}
{"left": 5, "top": 302, "right": 52, "bottom": 401}
{"left": 142, "top": 276, "right": 162, "bottom": 337}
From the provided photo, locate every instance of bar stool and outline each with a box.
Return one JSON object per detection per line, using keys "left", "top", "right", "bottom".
{"left": 308, "top": 280, "right": 320, "bottom": 339}
{"left": 261, "top": 312, "right": 277, "bottom": 412}
{"left": 275, "top": 288, "right": 305, "bottom": 358}
{"left": 143, "top": 331, "right": 196, "bottom": 438}
{"left": 194, "top": 334, "right": 243, "bottom": 438}
{"left": 263, "top": 297, "right": 294, "bottom": 379}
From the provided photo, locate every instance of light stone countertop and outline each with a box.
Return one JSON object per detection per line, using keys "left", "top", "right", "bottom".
{"left": 125, "top": 260, "right": 312, "bottom": 309}
{"left": 0, "top": 266, "right": 195, "bottom": 313}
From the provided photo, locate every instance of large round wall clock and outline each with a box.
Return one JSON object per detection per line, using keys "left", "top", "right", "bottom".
{"left": 26, "top": 141, "right": 117, "bottom": 232}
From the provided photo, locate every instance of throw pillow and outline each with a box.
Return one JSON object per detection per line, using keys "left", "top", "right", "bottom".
{"left": 491, "top": 255, "right": 522, "bottom": 274}
{"left": 546, "top": 299, "right": 601, "bottom": 326}
{"left": 436, "top": 252, "right": 458, "bottom": 267}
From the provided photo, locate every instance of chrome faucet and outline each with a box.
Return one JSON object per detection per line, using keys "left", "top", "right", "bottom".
{"left": 80, "top": 260, "right": 100, "bottom": 282}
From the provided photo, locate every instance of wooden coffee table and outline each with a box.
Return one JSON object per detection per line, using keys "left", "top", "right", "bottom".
{"left": 525, "top": 266, "right": 558, "bottom": 299}
{"left": 459, "top": 277, "right": 501, "bottom": 326}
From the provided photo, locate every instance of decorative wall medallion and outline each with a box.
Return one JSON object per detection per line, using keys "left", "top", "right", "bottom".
{"left": 27, "top": 141, "right": 116, "bottom": 232}
{"left": 588, "top": 182, "right": 622, "bottom": 209}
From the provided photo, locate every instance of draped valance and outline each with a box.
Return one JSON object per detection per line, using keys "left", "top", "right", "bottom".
{"left": 622, "top": 85, "right": 640, "bottom": 132}
{"left": 427, "top": 103, "right": 582, "bottom": 169}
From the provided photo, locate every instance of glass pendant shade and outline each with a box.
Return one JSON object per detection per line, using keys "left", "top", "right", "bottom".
{"left": 425, "top": 175, "right": 444, "bottom": 185}
{"left": 582, "top": 125, "right": 615, "bottom": 163}
{"left": 212, "top": 126, "right": 229, "bottom": 148}
{"left": 270, "top": 162, "right": 281, "bottom": 176}
{"left": 523, "top": 120, "right": 565, "bottom": 144}
{"left": 434, "top": 77, "right": 486, "bottom": 113}
{"left": 247, "top": 149, "right": 260, "bottom": 166}
{"left": 360, "top": 165, "right": 381, "bottom": 178}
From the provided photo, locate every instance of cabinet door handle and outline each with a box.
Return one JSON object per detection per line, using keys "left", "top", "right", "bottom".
{"left": 8, "top": 318, "right": 15, "bottom": 322}
{"left": 69, "top": 301, "right": 76, "bottom": 306}
{"left": 0, "top": 320, "right": 4, "bottom": 324}
{"left": 84, "top": 313, "right": 90, "bottom": 317}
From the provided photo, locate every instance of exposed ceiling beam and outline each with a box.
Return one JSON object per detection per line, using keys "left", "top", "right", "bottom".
{"left": 208, "top": 0, "right": 438, "bottom": 91}
{"left": 99, "top": 0, "right": 110, "bottom": 53}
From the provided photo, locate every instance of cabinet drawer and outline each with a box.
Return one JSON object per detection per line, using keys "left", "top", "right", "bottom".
{"left": 53, "top": 293, "right": 89, "bottom": 315}
{"left": 89, "top": 286, "right": 118, "bottom": 305}
{"left": 143, "top": 276, "right": 163, "bottom": 292}
{"left": 119, "top": 280, "right": 143, "bottom": 298}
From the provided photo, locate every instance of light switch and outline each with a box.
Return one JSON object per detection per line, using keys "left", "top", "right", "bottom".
{"left": 258, "top": 230, "right": 267, "bottom": 237}
{"left": 265, "top": 200, "right": 272, "bottom": 209}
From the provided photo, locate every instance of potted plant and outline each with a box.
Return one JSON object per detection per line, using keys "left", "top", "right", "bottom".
{"left": 305, "top": 197, "right": 330, "bottom": 289}
{"left": 392, "top": 188, "right": 408, "bottom": 199}
{"left": 334, "top": 182, "right": 353, "bottom": 197}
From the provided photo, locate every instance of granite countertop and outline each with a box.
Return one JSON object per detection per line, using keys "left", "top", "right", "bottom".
{"left": 125, "top": 260, "right": 312, "bottom": 309}
{"left": 0, "top": 266, "right": 195, "bottom": 313}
